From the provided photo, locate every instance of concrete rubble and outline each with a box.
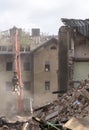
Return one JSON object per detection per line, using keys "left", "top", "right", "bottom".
{"left": 64, "top": 117, "right": 89, "bottom": 130}
{"left": 1, "top": 79, "right": 89, "bottom": 129}
{"left": 31, "top": 79, "right": 89, "bottom": 129}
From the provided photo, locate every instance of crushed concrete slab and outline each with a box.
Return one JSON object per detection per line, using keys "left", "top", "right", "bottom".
{"left": 64, "top": 117, "right": 89, "bottom": 130}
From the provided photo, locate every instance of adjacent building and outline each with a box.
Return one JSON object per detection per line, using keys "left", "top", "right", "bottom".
{"left": 31, "top": 38, "right": 58, "bottom": 107}
{"left": 58, "top": 18, "right": 89, "bottom": 91}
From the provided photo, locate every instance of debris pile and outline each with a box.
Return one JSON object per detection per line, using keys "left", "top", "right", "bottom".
{"left": 58, "top": 82, "right": 89, "bottom": 122}
{"left": 32, "top": 79, "right": 89, "bottom": 129}
{"left": 1, "top": 79, "right": 89, "bottom": 130}
{"left": 34, "top": 80, "right": 89, "bottom": 122}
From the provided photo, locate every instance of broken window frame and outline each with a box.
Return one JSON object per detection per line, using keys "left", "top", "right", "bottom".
{"left": 6, "top": 62, "right": 13, "bottom": 71}
{"left": 45, "top": 81, "right": 50, "bottom": 91}
{"left": 45, "top": 61, "right": 50, "bottom": 72}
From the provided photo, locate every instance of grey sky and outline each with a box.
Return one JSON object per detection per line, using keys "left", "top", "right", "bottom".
{"left": 0, "top": 0, "right": 89, "bottom": 35}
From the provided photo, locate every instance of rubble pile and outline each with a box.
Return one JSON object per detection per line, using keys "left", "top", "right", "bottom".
{"left": 1, "top": 80, "right": 89, "bottom": 130}
{"left": 58, "top": 81, "right": 89, "bottom": 122}
{"left": 31, "top": 79, "right": 89, "bottom": 129}
{"left": 35, "top": 80, "right": 89, "bottom": 122}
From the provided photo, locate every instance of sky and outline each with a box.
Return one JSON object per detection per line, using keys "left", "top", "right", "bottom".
{"left": 0, "top": 0, "right": 89, "bottom": 35}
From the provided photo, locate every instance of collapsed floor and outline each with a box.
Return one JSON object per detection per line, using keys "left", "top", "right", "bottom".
{"left": 1, "top": 79, "right": 89, "bottom": 130}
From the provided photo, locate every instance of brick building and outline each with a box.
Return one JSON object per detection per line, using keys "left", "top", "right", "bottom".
{"left": 0, "top": 27, "right": 58, "bottom": 114}
{"left": 31, "top": 38, "right": 58, "bottom": 107}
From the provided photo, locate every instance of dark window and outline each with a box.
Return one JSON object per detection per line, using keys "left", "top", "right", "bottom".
{"left": 25, "top": 47, "right": 30, "bottom": 51}
{"left": 6, "top": 81, "right": 12, "bottom": 91}
{"left": 45, "top": 64, "right": 50, "bottom": 72}
{"left": 20, "top": 46, "right": 24, "bottom": 51}
{"left": 45, "top": 81, "right": 50, "bottom": 91}
{"left": 24, "top": 81, "right": 31, "bottom": 90}
{"left": 6, "top": 62, "right": 12, "bottom": 71}
{"left": 24, "top": 62, "right": 30, "bottom": 71}
{"left": 50, "top": 46, "right": 57, "bottom": 50}
{"left": 8, "top": 45, "right": 13, "bottom": 52}
{"left": 2, "top": 46, "right": 7, "bottom": 51}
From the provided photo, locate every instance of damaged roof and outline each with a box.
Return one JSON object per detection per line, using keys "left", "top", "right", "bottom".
{"left": 61, "top": 18, "right": 89, "bottom": 37}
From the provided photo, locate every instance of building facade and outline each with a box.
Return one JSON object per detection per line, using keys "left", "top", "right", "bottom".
{"left": 31, "top": 38, "right": 58, "bottom": 107}
{"left": 0, "top": 27, "right": 31, "bottom": 114}
{"left": 0, "top": 27, "right": 58, "bottom": 114}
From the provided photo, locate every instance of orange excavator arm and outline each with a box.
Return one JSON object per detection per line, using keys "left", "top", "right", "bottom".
{"left": 12, "top": 29, "right": 23, "bottom": 111}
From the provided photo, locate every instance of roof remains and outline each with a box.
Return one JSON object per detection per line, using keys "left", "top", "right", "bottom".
{"left": 61, "top": 18, "right": 89, "bottom": 37}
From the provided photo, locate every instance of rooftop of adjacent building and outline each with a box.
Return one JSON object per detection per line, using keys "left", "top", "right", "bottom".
{"left": 0, "top": 27, "right": 57, "bottom": 54}
{"left": 61, "top": 18, "right": 89, "bottom": 38}
{"left": 0, "top": 27, "right": 58, "bottom": 53}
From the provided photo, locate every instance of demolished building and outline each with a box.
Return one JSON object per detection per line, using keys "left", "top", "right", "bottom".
{"left": 58, "top": 18, "right": 89, "bottom": 92}
{"left": 1, "top": 19, "right": 89, "bottom": 130}
{"left": 30, "top": 78, "right": 89, "bottom": 130}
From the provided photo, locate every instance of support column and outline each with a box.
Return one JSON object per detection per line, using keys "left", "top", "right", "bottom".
{"left": 58, "top": 26, "right": 70, "bottom": 92}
